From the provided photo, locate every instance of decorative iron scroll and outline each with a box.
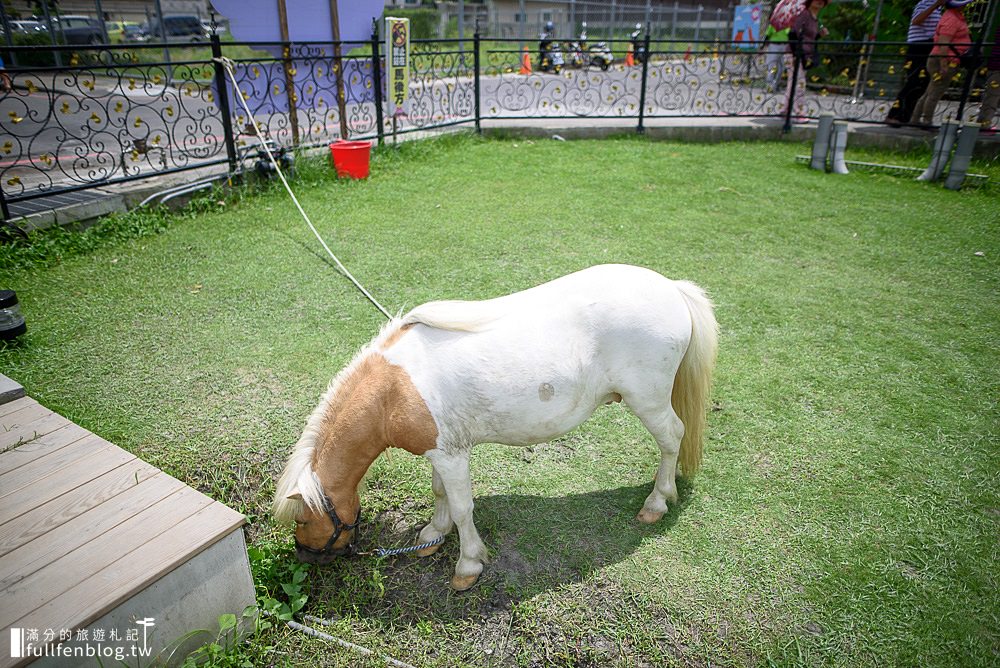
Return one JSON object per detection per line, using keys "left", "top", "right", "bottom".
{"left": 1, "top": 38, "right": 993, "bottom": 209}
{"left": 1, "top": 51, "right": 226, "bottom": 200}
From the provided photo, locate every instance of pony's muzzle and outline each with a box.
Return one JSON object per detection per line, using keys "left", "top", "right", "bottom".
{"left": 294, "top": 538, "right": 356, "bottom": 564}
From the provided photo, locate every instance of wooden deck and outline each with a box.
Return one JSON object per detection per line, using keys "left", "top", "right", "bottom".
{"left": 0, "top": 386, "right": 248, "bottom": 667}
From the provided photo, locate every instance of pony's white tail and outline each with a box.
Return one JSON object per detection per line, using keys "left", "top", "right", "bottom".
{"left": 671, "top": 280, "right": 719, "bottom": 477}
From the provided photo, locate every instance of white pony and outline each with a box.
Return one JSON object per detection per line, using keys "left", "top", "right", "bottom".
{"left": 274, "top": 264, "right": 718, "bottom": 590}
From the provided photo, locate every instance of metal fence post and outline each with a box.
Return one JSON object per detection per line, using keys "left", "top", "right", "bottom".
{"left": 637, "top": 29, "right": 651, "bottom": 134}
{"left": 783, "top": 51, "right": 800, "bottom": 133}
{"left": 0, "top": 188, "right": 10, "bottom": 224}
{"left": 474, "top": 28, "right": 482, "bottom": 134}
{"left": 371, "top": 21, "right": 385, "bottom": 146}
{"left": 210, "top": 34, "right": 239, "bottom": 175}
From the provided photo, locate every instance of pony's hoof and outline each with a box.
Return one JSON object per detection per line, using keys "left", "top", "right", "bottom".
{"left": 450, "top": 573, "right": 480, "bottom": 591}
{"left": 414, "top": 542, "right": 442, "bottom": 558}
{"left": 636, "top": 509, "right": 664, "bottom": 524}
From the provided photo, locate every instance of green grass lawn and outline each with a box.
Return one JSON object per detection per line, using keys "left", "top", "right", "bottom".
{"left": 1, "top": 134, "right": 998, "bottom": 667}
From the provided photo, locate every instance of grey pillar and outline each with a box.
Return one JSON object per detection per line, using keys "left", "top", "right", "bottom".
{"left": 830, "top": 122, "right": 849, "bottom": 175}
{"left": 810, "top": 113, "right": 834, "bottom": 171}
{"left": 917, "top": 121, "right": 959, "bottom": 181}
{"left": 944, "top": 122, "right": 981, "bottom": 190}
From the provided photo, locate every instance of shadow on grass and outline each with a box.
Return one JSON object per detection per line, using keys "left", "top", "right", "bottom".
{"left": 308, "top": 478, "right": 695, "bottom": 625}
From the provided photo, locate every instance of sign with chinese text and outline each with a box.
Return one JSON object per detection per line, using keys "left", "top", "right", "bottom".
{"left": 385, "top": 17, "right": 411, "bottom": 117}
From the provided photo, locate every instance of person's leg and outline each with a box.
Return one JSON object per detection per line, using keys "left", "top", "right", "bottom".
{"left": 976, "top": 70, "right": 1000, "bottom": 128}
{"left": 888, "top": 41, "right": 932, "bottom": 123}
{"left": 912, "top": 56, "right": 955, "bottom": 124}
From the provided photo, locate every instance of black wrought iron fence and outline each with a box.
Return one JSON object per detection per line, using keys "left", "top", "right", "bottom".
{"left": 0, "top": 30, "right": 995, "bottom": 221}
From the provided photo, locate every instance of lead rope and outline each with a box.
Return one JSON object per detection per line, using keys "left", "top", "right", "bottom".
{"left": 358, "top": 535, "right": 445, "bottom": 558}
{"left": 214, "top": 56, "right": 392, "bottom": 321}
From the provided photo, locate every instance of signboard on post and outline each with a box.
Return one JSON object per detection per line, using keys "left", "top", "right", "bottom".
{"left": 731, "top": 4, "right": 762, "bottom": 49}
{"left": 385, "top": 16, "right": 411, "bottom": 118}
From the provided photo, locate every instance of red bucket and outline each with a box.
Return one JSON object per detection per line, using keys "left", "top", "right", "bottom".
{"left": 330, "top": 140, "right": 372, "bottom": 179}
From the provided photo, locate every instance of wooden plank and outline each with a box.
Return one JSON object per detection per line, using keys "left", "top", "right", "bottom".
{"left": 11, "top": 504, "right": 245, "bottom": 642}
{"left": 0, "top": 374, "right": 25, "bottom": 405}
{"left": 0, "top": 395, "right": 33, "bottom": 418}
{"left": 0, "top": 421, "right": 90, "bottom": 477}
{"left": 0, "top": 400, "right": 50, "bottom": 426}
{"left": 0, "top": 406, "right": 70, "bottom": 452}
{"left": 0, "top": 472, "right": 185, "bottom": 590}
{"left": 0, "top": 433, "right": 115, "bottom": 501}
{"left": 0, "top": 485, "right": 214, "bottom": 631}
{"left": 0, "top": 437, "right": 133, "bottom": 525}
{"left": 0, "top": 458, "right": 162, "bottom": 558}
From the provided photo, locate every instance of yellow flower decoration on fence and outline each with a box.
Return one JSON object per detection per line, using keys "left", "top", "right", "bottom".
{"left": 7, "top": 176, "right": 21, "bottom": 186}
{"left": 90, "top": 113, "right": 101, "bottom": 123}
{"left": 83, "top": 79, "right": 95, "bottom": 91}
{"left": 2, "top": 142, "right": 11, "bottom": 154}
{"left": 166, "top": 105, "right": 174, "bottom": 117}
{"left": 8, "top": 111, "right": 22, "bottom": 123}
{"left": 61, "top": 102, "right": 70, "bottom": 113}
{"left": 40, "top": 154, "right": 52, "bottom": 165}
{"left": 134, "top": 117, "right": 143, "bottom": 127}
{"left": 115, "top": 101, "right": 123, "bottom": 112}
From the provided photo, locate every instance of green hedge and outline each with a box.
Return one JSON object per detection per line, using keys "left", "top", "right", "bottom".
{"left": 383, "top": 8, "right": 438, "bottom": 40}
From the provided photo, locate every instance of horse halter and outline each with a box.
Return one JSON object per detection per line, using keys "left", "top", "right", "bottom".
{"left": 294, "top": 494, "right": 361, "bottom": 558}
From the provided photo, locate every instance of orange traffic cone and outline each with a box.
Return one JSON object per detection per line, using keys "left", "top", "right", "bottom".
{"left": 520, "top": 47, "right": 532, "bottom": 75}
{"left": 625, "top": 43, "right": 635, "bottom": 67}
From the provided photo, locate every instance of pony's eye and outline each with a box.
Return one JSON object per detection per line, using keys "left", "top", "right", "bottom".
{"left": 295, "top": 520, "right": 307, "bottom": 527}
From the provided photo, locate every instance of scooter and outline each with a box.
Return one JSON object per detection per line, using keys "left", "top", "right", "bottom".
{"left": 630, "top": 23, "right": 648, "bottom": 65}
{"left": 580, "top": 23, "right": 613, "bottom": 71}
{"left": 566, "top": 36, "right": 585, "bottom": 69}
{"left": 538, "top": 22, "right": 564, "bottom": 74}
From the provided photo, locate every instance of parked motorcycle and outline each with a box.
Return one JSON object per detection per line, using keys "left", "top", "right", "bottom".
{"left": 566, "top": 36, "right": 585, "bottom": 69}
{"left": 579, "top": 23, "right": 613, "bottom": 71}
{"left": 630, "top": 23, "right": 648, "bottom": 65}
{"left": 538, "top": 21, "right": 564, "bottom": 74}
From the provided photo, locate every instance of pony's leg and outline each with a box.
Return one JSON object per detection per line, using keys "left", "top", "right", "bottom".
{"left": 629, "top": 401, "right": 685, "bottom": 524}
{"left": 416, "top": 467, "right": 453, "bottom": 557}
{"left": 425, "top": 449, "right": 489, "bottom": 591}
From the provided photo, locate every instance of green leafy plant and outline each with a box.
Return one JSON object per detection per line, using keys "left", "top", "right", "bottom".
{"left": 248, "top": 543, "right": 310, "bottom": 623}
{"left": 177, "top": 608, "right": 257, "bottom": 668}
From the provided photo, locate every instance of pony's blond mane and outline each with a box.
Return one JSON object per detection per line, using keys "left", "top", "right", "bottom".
{"left": 272, "top": 317, "right": 410, "bottom": 524}
{"left": 272, "top": 302, "right": 502, "bottom": 524}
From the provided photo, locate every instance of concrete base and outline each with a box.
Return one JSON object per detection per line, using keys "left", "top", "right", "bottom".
{"left": 30, "top": 530, "right": 255, "bottom": 667}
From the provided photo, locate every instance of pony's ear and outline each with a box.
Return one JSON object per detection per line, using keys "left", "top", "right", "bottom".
{"left": 286, "top": 488, "right": 303, "bottom": 501}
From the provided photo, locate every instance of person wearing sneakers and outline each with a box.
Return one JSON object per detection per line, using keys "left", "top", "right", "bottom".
{"left": 975, "top": 22, "right": 1000, "bottom": 133}
{"left": 785, "top": 0, "right": 830, "bottom": 122}
{"left": 886, "top": 0, "right": 947, "bottom": 126}
{"left": 910, "top": 0, "right": 974, "bottom": 126}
